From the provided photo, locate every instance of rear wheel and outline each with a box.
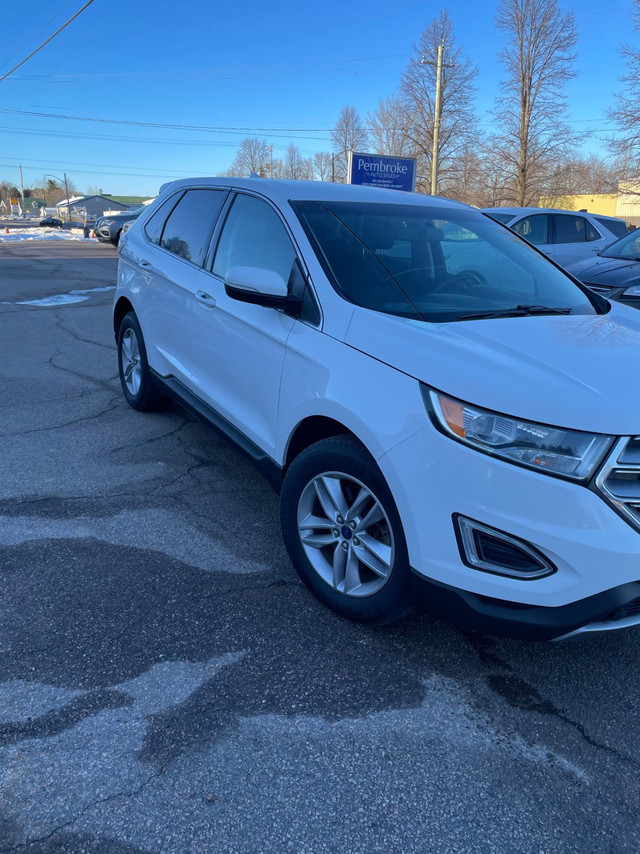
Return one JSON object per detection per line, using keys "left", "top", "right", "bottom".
{"left": 281, "top": 435, "right": 410, "bottom": 623}
{"left": 117, "top": 312, "right": 169, "bottom": 411}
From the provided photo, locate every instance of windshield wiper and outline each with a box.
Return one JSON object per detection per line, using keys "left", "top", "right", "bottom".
{"left": 456, "top": 305, "right": 573, "bottom": 321}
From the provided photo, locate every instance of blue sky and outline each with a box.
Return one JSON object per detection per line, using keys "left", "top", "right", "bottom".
{"left": 0, "top": 0, "right": 633, "bottom": 196}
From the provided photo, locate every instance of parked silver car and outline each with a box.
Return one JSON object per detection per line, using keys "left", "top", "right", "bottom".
{"left": 483, "top": 207, "right": 628, "bottom": 268}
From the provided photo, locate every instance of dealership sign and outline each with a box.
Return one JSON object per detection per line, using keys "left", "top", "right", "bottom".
{"left": 348, "top": 152, "right": 417, "bottom": 192}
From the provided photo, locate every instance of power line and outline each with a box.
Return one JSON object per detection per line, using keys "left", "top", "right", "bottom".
{"left": 0, "top": 154, "right": 203, "bottom": 176}
{"left": 0, "top": 0, "right": 76, "bottom": 73}
{"left": 0, "top": 125, "right": 317, "bottom": 153}
{"left": 0, "top": 0, "right": 98, "bottom": 84}
{"left": 0, "top": 107, "right": 333, "bottom": 135}
{"left": 0, "top": 162, "right": 187, "bottom": 180}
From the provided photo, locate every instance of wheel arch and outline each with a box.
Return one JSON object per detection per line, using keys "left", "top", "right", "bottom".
{"left": 113, "top": 296, "right": 134, "bottom": 340}
{"left": 283, "top": 416, "right": 361, "bottom": 472}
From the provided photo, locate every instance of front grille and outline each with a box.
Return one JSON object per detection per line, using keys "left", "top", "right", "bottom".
{"left": 596, "top": 437, "right": 640, "bottom": 532}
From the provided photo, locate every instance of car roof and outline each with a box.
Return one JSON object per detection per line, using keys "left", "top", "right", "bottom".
{"left": 483, "top": 206, "right": 625, "bottom": 223}
{"left": 159, "top": 177, "right": 472, "bottom": 211}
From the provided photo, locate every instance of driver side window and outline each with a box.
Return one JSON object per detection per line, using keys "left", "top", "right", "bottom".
{"left": 213, "top": 194, "right": 296, "bottom": 284}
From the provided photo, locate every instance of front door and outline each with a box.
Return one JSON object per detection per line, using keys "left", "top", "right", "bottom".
{"left": 186, "top": 192, "right": 299, "bottom": 459}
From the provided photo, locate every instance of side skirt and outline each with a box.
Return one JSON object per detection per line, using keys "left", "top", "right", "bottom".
{"left": 150, "top": 370, "right": 283, "bottom": 493}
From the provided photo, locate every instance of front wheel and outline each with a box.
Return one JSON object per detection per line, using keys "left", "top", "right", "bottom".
{"left": 281, "top": 435, "right": 410, "bottom": 623}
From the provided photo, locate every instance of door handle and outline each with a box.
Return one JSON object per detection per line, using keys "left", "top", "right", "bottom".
{"left": 196, "top": 290, "right": 216, "bottom": 308}
{"left": 139, "top": 259, "right": 151, "bottom": 268}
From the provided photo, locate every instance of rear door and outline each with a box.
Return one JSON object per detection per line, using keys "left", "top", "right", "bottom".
{"left": 546, "top": 214, "right": 606, "bottom": 267}
{"left": 137, "top": 188, "right": 229, "bottom": 384}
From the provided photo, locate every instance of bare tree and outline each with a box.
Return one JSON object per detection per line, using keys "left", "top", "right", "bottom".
{"left": 367, "top": 95, "right": 413, "bottom": 157}
{"left": 399, "top": 10, "right": 478, "bottom": 195}
{"left": 283, "top": 144, "right": 312, "bottom": 180}
{"left": 494, "top": 0, "right": 578, "bottom": 206}
{"left": 609, "top": 0, "right": 640, "bottom": 185}
{"left": 312, "top": 152, "right": 333, "bottom": 182}
{"left": 227, "top": 138, "right": 271, "bottom": 176}
{"left": 331, "top": 106, "right": 369, "bottom": 181}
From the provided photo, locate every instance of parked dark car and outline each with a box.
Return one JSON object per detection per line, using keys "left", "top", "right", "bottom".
{"left": 94, "top": 208, "right": 145, "bottom": 246}
{"left": 565, "top": 228, "right": 640, "bottom": 310}
{"left": 40, "top": 217, "right": 63, "bottom": 228}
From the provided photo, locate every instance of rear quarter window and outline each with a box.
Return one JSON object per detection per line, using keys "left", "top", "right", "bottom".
{"left": 144, "top": 193, "right": 183, "bottom": 245}
{"left": 596, "top": 217, "right": 629, "bottom": 240}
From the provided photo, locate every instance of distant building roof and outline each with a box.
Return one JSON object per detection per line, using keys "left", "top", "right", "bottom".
{"left": 55, "top": 194, "right": 130, "bottom": 209}
{"left": 56, "top": 195, "right": 87, "bottom": 206}
{"left": 104, "top": 195, "right": 153, "bottom": 206}
{"left": 23, "top": 197, "right": 46, "bottom": 209}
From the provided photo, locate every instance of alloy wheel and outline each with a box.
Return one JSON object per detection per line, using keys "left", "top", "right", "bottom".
{"left": 297, "top": 471, "right": 395, "bottom": 597}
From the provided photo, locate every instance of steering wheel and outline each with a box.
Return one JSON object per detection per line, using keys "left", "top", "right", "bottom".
{"left": 431, "top": 270, "right": 487, "bottom": 293}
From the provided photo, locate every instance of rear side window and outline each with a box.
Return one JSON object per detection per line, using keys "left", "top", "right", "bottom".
{"left": 512, "top": 214, "right": 548, "bottom": 245}
{"left": 160, "top": 189, "right": 227, "bottom": 266}
{"left": 213, "top": 194, "right": 296, "bottom": 283}
{"left": 552, "top": 214, "right": 600, "bottom": 244}
{"left": 596, "top": 217, "right": 629, "bottom": 240}
{"left": 144, "top": 193, "right": 183, "bottom": 245}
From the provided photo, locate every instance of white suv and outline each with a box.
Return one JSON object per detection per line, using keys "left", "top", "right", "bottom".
{"left": 114, "top": 178, "right": 640, "bottom": 640}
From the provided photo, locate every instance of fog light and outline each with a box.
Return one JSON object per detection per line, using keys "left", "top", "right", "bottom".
{"left": 454, "top": 515, "right": 556, "bottom": 580}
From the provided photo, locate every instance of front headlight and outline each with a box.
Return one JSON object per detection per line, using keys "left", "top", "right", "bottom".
{"left": 424, "top": 388, "right": 613, "bottom": 481}
{"left": 623, "top": 284, "right": 640, "bottom": 296}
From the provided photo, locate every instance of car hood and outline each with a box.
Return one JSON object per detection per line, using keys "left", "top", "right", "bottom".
{"left": 345, "top": 303, "right": 640, "bottom": 435}
{"left": 566, "top": 255, "right": 640, "bottom": 288}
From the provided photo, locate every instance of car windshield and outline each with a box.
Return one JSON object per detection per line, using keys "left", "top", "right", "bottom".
{"left": 601, "top": 228, "right": 640, "bottom": 260}
{"left": 292, "top": 201, "right": 602, "bottom": 323}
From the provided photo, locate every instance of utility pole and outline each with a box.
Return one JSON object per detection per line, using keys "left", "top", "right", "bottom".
{"left": 64, "top": 172, "right": 72, "bottom": 222}
{"left": 19, "top": 165, "right": 25, "bottom": 212}
{"left": 431, "top": 41, "right": 444, "bottom": 197}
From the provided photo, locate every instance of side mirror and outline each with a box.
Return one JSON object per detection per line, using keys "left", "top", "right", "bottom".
{"left": 224, "top": 265, "right": 302, "bottom": 312}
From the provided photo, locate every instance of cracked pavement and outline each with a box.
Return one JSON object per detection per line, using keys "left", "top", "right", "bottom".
{"left": 2, "top": 240, "right": 640, "bottom": 853}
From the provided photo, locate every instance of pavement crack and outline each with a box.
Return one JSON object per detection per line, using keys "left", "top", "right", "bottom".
{"left": 0, "top": 769, "right": 166, "bottom": 852}
{"left": 54, "top": 313, "right": 116, "bottom": 351}
{"left": 0, "top": 398, "right": 121, "bottom": 437}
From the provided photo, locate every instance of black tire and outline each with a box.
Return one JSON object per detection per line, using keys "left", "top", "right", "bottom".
{"left": 281, "top": 435, "right": 410, "bottom": 623}
{"left": 117, "top": 312, "right": 170, "bottom": 412}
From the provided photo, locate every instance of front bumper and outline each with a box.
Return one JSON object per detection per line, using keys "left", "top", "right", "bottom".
{"left": 380, "top": 423, "right": 640, "bottom": 639}
{"left": 95, "top": 224, "right": 118, "bottom": 243}
{"left": 410, "top": 571, "right": 640, "bottom": 640}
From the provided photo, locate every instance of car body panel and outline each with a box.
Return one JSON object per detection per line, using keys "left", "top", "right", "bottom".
{"left": 343, "top": 301, "right": 640, "bottom": 435}
{"left": 382, "top": 423, "right": 640, "bottom": 606}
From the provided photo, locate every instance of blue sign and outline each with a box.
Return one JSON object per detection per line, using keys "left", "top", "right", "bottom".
{"left": 348, "top": 152, "right": 417, "bottom": 192}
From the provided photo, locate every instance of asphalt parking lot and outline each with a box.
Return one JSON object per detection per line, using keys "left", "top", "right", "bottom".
{"left": 2, "top": 239, "right": 640, "bottom": 853}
